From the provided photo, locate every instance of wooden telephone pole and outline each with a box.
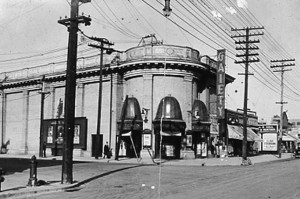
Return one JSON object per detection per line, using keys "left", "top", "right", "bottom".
{"left": 270, "top": 59, "right": 295, "bottom": 158}
{"left": 231, "top": 26, "right": 264, "bottom": 165}
{"left": 58, "top": 0, "right": 91, "bottom": 184}
{"left": 88, "top": 37, "right": 114, "bottom": 159}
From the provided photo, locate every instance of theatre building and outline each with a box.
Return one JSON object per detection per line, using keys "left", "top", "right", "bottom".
{"left": 0, "top": 36, "right": 234, "bottom": 159}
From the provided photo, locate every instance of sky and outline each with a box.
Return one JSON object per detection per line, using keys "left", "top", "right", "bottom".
{"left": 1, "top": 0, "right": 300, "bottom": 123}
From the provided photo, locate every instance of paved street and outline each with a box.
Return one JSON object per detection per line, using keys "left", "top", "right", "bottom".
{"left": 17, "top": 158, "right": 300, "bottom": 199}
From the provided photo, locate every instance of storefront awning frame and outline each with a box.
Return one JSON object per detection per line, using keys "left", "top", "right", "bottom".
{"left": 227, "top": 124, "right": 262, "bottom": 142}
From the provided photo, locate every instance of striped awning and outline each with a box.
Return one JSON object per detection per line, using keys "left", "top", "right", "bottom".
{"left": 227, "top": 125, "right": 262, "bottom": 141}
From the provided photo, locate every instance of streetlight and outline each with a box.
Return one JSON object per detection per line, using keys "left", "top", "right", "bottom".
{"left": 163, "top": 0, "right": 172, "bottom": 17}
{"left": 141, "top": 108, "right": 150, "bottom": 123}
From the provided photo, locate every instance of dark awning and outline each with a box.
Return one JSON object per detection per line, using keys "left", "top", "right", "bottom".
{"left": 191, "top": 100, "right": 210, "bottom": 131}
{"left": 153, "top": 95, "right": 186, "bottom": 134}
{"left": 192, "top": 100, "right": 209, "bottom": 121}
{"left": 117, "top": 96, "right": 143, "bottom": 131}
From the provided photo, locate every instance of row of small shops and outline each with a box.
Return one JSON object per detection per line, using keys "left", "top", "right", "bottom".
{"left": 115, "top": 97, "right": 300, "bottom": 159}
{"left": 39, "top": 94, "right": 299, "bottom": 159}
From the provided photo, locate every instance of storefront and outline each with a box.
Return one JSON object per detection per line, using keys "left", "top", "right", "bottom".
{"left": 116, "top": 96, "right": 143, "bottom": 158}
{"left": 282, "top": 133, "right": 299, "bottom": 153}
{"left": 224, "top": 109, "right": 260, "bottom": 156}
{"left": 190, "top": 100, "right": 211, "bottom": 158}
{"left": 153, "top": 95, "right": 186, "bottom": 159}
{"left": 227, "top": 124, "right": 262, "bottom": 156}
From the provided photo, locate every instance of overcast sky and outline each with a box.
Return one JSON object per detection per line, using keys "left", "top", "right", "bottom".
{"left": 1, "top": 0, "right": 300, "bottom": 123}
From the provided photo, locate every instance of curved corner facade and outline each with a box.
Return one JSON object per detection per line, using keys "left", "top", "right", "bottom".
{"left": 0, "top": 43, "right": 234, "bottom": 159}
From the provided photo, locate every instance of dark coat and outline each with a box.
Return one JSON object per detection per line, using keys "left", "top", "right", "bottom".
{"left": 104, "top": 144, "right": 109, "bottom": 155}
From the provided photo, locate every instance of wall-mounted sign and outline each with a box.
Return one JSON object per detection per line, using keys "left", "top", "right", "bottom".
{"left": 143, "top": 134, "right": 152, "bottom": 148}
{"left": 217, "top": 49, "right": 226, "bottom": 119}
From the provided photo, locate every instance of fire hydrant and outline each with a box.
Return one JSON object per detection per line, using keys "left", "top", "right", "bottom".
{"left": 0, "top": 168, "right": 5, "bottom": 192}
{"left": 27, "top": 155, "right": 37, "bottom": 186}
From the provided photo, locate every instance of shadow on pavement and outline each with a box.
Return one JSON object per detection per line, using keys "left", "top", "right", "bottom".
{"left": 66, "top": 164, "right": 144, "bottom": 190}
{"left": 0, "top": 157, "right": 86, "bottom": 175}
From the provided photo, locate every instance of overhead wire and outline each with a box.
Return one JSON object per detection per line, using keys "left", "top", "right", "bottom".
{"left": 224, "top": 0, "right": 300, "bottom": 96}
{"left": 102, "top": 0, "right": 142, "bottom": 38}
{"left": 123, "top": 0, "right": 152, "bottom": 35}
{"left": 191, "top": 0, "right": 281, "bottom": 89}
{"left": 140, "top": 0, "right": 217, "bottom": 50}
{"left": 2, "top": 1, "right": 300, "bottom": 102}
{"left": 176, "top": 0, "right": 235, "bottom": 51}
{"left": 204, "top": 0, "right": 300, "bottom": 100}
{"left": 91, "top": 1, "right": 140, "bottom": 39}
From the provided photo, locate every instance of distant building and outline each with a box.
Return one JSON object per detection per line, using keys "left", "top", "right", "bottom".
{"left": 288, "top": 119, "right": 300, "bottom": 140}
{"left": 289, "top": 119, "right": 300, "bottom": 129}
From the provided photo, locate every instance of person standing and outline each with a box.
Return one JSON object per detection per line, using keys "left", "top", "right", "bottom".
{"left": 103, "top": 142, "right": 109, "bottom": 159}
{"left": 43, "top": 141, "right": 47, "bottom": 158}
{"left": 211, "top": 137, "right": 216, "bottom": 157}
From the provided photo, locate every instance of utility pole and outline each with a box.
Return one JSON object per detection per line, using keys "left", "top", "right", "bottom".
{"left": 231, "top": 26, "right": 264, "bottom": 165}
{"left": 38, "top": 76, "right": 50, "bottom": 158}
{"left": 88, "top": 37, "right": 114, "bottom": 159}
{"left": 270, "top": 59, "right": 295, "bottom": 158}
{"left": 58, "top": 0, "right": 91, "bottom": 184}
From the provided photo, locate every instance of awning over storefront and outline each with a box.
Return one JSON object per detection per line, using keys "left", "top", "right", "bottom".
{"left": 247, "top": 128, "right": 263, "bottom": 142}
{"left": 282, "top": 133, "right": 299, "bottom": 142}
{"left": 192, "top": 100, "right": 209, "bottom": 121}
{"left": 153, "top": 95, "right": 186, "bottom": 134}
{"left": 227, "top": 125, "right": 262, "bottom": 141}
{"left": 227, "top": 125, "right": 243, "bottom": 140}
{"left": 117, "top": 96, "right": 143, "bottom": 131}
{"left": 191, "top": 100, "right": 210, "bottom": 132}
{"left": 121, "top": 131, "right": 132, "bottom": 136}
{"left": 160, "top": 131, "right": 181, "bottom": 136}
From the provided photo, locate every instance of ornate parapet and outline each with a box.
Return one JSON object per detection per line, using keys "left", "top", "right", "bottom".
{"left": 122, "top": 44, "right": 200, "bottom": 64}
{"left": 0, "top": 53, "right": 120, "bottom": 82}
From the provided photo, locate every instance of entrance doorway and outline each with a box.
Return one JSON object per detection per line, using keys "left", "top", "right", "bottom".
{"left": 91, "top": 134, "right": 103, "bottom": 157}
{"left": 119, "top": 131, "right": 141, "bottom": 158}
{"left": 155, "top": 134, "right": 181, "bottom": 159}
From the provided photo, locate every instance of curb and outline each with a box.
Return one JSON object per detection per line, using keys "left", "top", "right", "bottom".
{"left": 0, "top": 182, "right": 79, "bottom": 199}
{"left": 0, "top": 154, "right": 295, "bottom": 198}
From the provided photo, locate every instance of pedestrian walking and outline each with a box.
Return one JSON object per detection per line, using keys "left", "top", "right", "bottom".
{"left": 103, "top": 142, "right": 109, "bottom": 159}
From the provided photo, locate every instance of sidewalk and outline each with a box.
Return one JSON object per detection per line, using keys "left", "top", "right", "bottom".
{"left": 0, "top": 153, "right": 295, "bottom": 199}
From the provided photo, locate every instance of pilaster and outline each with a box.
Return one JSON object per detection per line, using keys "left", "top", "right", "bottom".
{"left": 184, "top": 75, "right": 193, "bottom": 130}
{"left": 50, "top": 87, "right": 56, "bottom": 118}
{"left": 142, "top": 73, "right": 153, "bottom": 130}
{"left": 76, "top": 83, "right": 85, "bottom": 117}
{"left": 111, "top": 73, "right": 123, "bottom": 150}
{"left": 22, "top": 90, "right": 29, "bottom": 154}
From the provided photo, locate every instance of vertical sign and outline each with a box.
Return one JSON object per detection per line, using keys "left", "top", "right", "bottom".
{"left": 217, "top": 49, "right": 226, "bottom": 119}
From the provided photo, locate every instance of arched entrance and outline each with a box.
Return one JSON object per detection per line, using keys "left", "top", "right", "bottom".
{"left": 191, "top": 100, "right": 211, "bottom": 158}
{"left": 153, "top": 95, "right": 186, "bottom": 159}
{"left": 116, "top": 96, "right": 143, "bottom": 159}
